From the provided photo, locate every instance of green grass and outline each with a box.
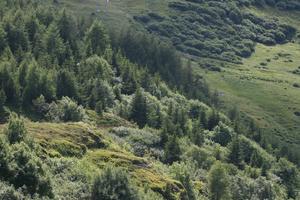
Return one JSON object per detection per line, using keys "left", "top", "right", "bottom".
{"left": 60, "top": 0, "right": 170, "bottom": 31}
{"left": 201, "top": 42, "right": 300, "bottom": 149}
{"left": 188, "top": 7, "right": 300, "bottom": 160}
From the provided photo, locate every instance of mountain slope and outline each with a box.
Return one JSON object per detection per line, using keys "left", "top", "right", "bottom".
{"left": 0, "top": 0, "right": 299, "bottom": 199}
{"left": 60, "top": 0, "right": 300, "bottom": 165}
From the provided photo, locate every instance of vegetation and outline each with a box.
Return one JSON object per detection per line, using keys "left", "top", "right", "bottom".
{"left": 0, "top": 0, "right": 299, "bottom": 199}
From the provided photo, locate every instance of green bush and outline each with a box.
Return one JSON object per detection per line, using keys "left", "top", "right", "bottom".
{"left": 47, "top": 97, "right": 87, "bottom": 122}
{"left": 0, "top": 181, "right": 26, "bottom": 200}
{"left": 9, "top": 142, "right": 53, "bottom": 197}
{"left": 5, "top": 113, "right": 27, "bottom": 144}
{"left": 91, "top": 167, "right": 139, "bottom": 200}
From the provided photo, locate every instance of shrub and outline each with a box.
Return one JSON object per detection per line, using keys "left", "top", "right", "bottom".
{"left": 6, "top": 113, "right": 27, "bottom": 144}
{"left": 32, "top": 95, "right": 50, "bottom": 115}
{"left": 0, "top": 181, "right": 26, "bottom": 200}
{"left": 9, "top": 142, "right": 53, "bottom": 197}
{"left": 110, "top": 127, "right": 161, "bottom": 157}
{"left": 47, "top": 97, "right": 87, "bottom": 122}
{"left": 212, "top": 123, "right": 234, "bottom": 146}
{"left": 91, "top": 167, "right": 139, "bottom": 200}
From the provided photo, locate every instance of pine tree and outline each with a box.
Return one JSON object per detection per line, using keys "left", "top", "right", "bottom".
{"left": 208, "top": 162, "right": 230, "bottom": 200}
{"left": 190, "top": 121, "right": 205, "bottom": 146}
{"left": 56, "top": 69, "right": 78, "bottom": 99}
{"left": 57, "top": 10, "right": 76, "bottom": 43}
{"left": 85, "top": 21, "right": 109, "bottom": 56}
{"left": 250, "top": 149, "right": 263, "bottom": 168}
{"left": 130, "top": 88, "right": 147, "bottom": 128}
{"left": 228, "top": 136, "right": 243, "bottom": 168}
{"left": 207, "top": 109, "right": 220, "bottom": 131}
{"left": 44, "top": 23, "right": 66, "bottom": 65}
{"left": 22, "top": 61, "right": 40, "bottom": 105}
{"left": 121, "top": 65, "right": 138, "bottom": 95}
{"left": 0, "top": 62, "right": 19, "bottom": 104}
{"left": 164, "top": 136, "right": 181, "bottom": 164}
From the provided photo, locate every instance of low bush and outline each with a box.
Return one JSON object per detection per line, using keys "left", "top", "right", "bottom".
{"left": 46, "top": 97, "right": 87, "bottom": 122}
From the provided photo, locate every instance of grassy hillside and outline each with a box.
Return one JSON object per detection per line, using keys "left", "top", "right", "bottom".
{"left": 0, "top": 0, "right": 299, "bottom": 199}
{"left": 200, "top": 7, "right": 300, "bottom": 162}
{"left": 201, "top": 42, "right": 300, "bottom": 153}
{"left": 0, "top": 113, "right": 185, "bottom": 199}
{"left": 59, "top": 0, "right": 300, "bottom": 164}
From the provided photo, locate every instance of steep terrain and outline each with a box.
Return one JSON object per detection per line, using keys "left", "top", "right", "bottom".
{"left": 60, "top": 0, "right": 300, "bottom": 164}
{"left": 0, "top": 0, "right": 299, "bottom": 199}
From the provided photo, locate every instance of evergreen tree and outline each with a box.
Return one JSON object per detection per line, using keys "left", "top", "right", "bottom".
{"left": 0, "top": 62, "right": 19, "bottom": 103}
{"left": 85, "top": 21, "right": 109, "bottom": 56}
{"left": 57, "top": 10, "right": 76, "bottom": 43}
{"left": 164, "top": 136, "right": 181, "bottom": 164}
{"left": 22, "top": 61, "right": 40, "bottom": 105}
{"left": 250, "top": 149, "right": 263, "bottom": 168}
{"left": 130, "top": 88, "right": 147, "bottom": 128}
{"left": 44, "top": 23, "right": 66, "bottom": 65}
{"left": 208, "top": 162, "right": 230, "bottom": 200}
{"left": 56, "top": 69, "right": 78, "bottom": 99}
{"left": 121, "top": 65, "right": 138, "bottom": 95}
{"left": 228, "top": 136, "right": 243, "bottom": 168}
{"left": 89, "top": 79, "right": 115, "bottom": 110}
{"left": 190, "top": 121, "right": 205, "bottom": 146}
{"left": 207, "top": 109, "right": 220, "bottom": 131}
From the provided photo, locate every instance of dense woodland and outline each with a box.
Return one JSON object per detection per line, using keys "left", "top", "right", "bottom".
{"left": 0, "top": 0, "right": 299, "bottom": 199}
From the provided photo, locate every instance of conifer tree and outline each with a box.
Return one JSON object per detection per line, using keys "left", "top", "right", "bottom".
{"left": 0, "top": 62, "right": 19, "bottom": 103}
{"left": 207, "top": 109, "right": 220, "bottom": 131}
{"left": 208, "top": 162, "right": 230, "bottom": 200}
{"left": 22, "top": 61, "right": 40, "bottom": 105}
{"left": 130, "top": 88, "right": 147, "bottom": 128}
{"left": 190, "top": 121, "right": 205, "bottom": 146}
{"left": 85, "top": 21, "right": 109, "bottom": 56}
{"left": 44, "top": 23, "right": 66, "bottom": 65}
{"left": 56, "top": 69, "right": 78, "bottom": 99}
{"left": 164, "top": 136, "right": 181, "bottom": 164}
{"left": 228, "top": 136, "right": 243, "bottom": 169}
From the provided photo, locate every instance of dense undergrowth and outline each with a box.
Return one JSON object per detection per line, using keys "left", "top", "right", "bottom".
{"left": 0, "top": 0, "right": 299, "bottom": 199}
